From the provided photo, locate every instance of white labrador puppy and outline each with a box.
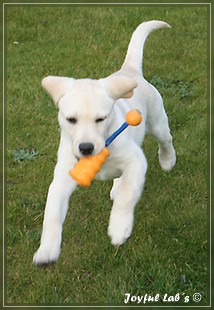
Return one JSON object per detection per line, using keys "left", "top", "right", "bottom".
{"left": 33, "top": 20, "right": 176, "bottom": 265}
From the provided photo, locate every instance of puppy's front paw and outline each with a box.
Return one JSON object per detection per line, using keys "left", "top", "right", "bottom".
{"left": 108, "top": 209, "right": 134, "bottom": 246}
{"left": 33, "top": 243, "right": 61, "bottom": 266}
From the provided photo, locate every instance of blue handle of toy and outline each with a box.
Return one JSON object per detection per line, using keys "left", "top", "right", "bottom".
{"left": 105, "top": 122, "right": 128, "bottom": 147}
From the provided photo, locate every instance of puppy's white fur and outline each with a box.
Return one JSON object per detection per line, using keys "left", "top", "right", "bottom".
{"left": 33, "top": 20, "right": 176, "bottom": 265}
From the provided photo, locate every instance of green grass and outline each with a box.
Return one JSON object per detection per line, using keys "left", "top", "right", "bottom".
{"left": 5, "top": 4, "right": 209, "bottom": 306}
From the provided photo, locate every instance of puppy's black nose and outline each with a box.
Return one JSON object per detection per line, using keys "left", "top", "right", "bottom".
{"left": 79, "top": 143, "right": 94, "bottom": 156}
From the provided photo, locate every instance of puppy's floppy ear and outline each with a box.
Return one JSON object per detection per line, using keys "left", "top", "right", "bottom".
{"left": 42, "top": 76, "right": 73, "bottom": 106}
{"left": 100, "top": 75, "right": 138, "bottom": 100}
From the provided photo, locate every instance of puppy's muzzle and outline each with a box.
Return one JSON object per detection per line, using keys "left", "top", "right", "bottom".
{"left": 79, "top": 143, "right": 94, "bottom": 156}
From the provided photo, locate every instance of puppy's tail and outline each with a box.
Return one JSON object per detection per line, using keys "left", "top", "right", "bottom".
{"left": 121, "top": 20, "right": 171, "bottom": 75}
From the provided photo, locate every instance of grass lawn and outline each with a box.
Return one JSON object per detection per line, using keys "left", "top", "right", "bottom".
{"left": 5, "top": 4, "right": 209, "bottom": 306}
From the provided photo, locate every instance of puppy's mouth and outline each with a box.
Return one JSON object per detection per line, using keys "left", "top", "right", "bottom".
{"left": 75, "top": 144, "right": 105, "bottom": 161}
{"left": 75, "top": 150, "right": 102, "bottom": 162}
{"left": 75, "top": 154, "right": 93, "bottom": 161}
{"left": 75, "top": 154, "right": 96, "bottom": 161}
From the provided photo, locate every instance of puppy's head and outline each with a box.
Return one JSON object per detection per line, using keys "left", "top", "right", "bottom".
{"left": 42, "top": 75, "right": 137, "bottom": 159}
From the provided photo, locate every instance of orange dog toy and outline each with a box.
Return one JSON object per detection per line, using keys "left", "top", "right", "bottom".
{"left": 69, "top": 109, "right": 142, "bottom": 187}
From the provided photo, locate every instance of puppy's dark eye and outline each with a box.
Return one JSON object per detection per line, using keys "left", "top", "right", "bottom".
{"left": 67, "top": 117, "right": 77, "bottom": 124}
{"left": 95, "top": 117, "right": 106, "bottom": 123}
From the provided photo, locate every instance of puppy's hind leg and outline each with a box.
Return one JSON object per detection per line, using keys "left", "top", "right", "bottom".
{"left": 147, "top": 88, "right": 176, "bottom": 171}
{"left": 154, "top": 118, "right": 176, "bottom": 171}
{"left": 158, "top": 132, "right": 176, "bottom": 172}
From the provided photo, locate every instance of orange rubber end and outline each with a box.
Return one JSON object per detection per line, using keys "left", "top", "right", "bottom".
{"left": 69, "top": 147, "right": 110, "bottom": 187}
{"left": 126, "top": 109, "right": 142, "bottom": 126}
